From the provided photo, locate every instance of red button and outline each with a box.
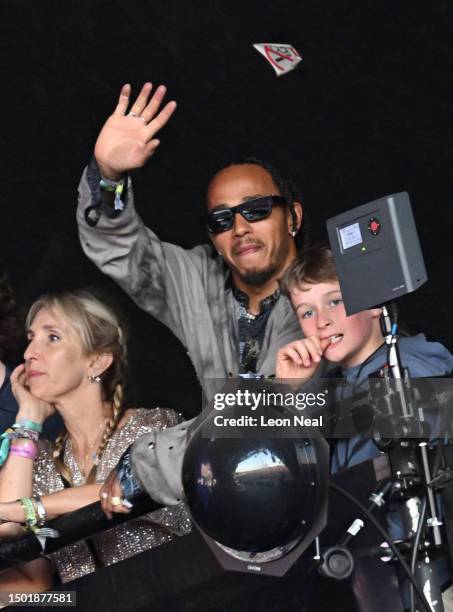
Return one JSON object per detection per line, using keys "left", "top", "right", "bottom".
{"left": 368, "top": 218, "right": 381, "bottom": 235}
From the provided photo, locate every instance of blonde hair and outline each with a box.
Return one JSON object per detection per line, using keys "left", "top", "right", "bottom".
{"left": 26, "top": 290, "right": 127, "bottom": 485}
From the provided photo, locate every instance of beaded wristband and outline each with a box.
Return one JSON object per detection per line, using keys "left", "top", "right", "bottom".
{"left": 10, "top": 440, "right": 38, "bottom": 460}
{"left": 12, "top": 429, "right": 40, "bottom": 442}
{"left": 19, "top": 497, "right": 38, "bottom": 531}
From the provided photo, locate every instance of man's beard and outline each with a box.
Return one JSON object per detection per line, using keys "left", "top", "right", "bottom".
{"left": 237, "top": 263, "right": 281, "bottom": 287}
{"left": 228, "top": 237, "right": 292, "bottom": 288}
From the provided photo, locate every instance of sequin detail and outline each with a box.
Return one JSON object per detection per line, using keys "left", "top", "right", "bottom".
{"left": 32, "top": 408, "right": 192, "bottom": 583}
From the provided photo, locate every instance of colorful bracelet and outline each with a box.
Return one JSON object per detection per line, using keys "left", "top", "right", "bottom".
{"left": 13, "top": 420, "right": 42, "bottom": 434}
{"left": 19, "top": 497, "right": 38, "bottom": 531}
{"left": 11, "top": 428, "right": 40, "bottom": 442}
{"left": 100, "top": 177, "right": 125, "bottom": 212}
{"left": 0, "top": 422, "right": 41, "bottom": 466}
{"left": 10, "top": 440, "right": 38, "bottom": 460}
{"left": 0, "top": 428, "right": 15, "bottom": 466}
{"left": 99, "top": 177, "right": 120, "bottom": 191}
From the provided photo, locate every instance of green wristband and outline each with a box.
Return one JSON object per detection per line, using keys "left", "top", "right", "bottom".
{"left": 19, "top": 497, "right": 38, "bottom": 530}
{"left": 13, "top": 420, "right": 42, "bottom": 433}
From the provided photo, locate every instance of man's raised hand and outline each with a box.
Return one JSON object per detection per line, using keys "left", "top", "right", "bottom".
{"left": 94, "top": 82, "right": 177, "bottom": 181}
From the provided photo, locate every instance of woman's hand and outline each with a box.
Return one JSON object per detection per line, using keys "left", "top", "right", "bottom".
{"left": 276, "top": 336, "right": 330, "bottom": 381}
{"left": 10, "top": 364, "right": 55, "bottom": 424}
{"left": 94, "top": 82, "right": 177, "bottom": 181}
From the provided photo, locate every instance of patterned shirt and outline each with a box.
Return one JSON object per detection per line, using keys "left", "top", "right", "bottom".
{"left": 232, "top": 286, "right": 280, "bottom": 376}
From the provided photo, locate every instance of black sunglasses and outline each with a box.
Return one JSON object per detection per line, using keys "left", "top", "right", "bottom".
{"left": 206, "top": 195, "right": 287, "bottom": 235}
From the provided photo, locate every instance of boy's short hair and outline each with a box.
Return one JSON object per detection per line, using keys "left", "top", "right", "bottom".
{"left": 280, "top": 246, "right": 338, "bottom": 297}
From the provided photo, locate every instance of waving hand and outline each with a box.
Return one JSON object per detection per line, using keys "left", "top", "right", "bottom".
{"left": 94, "top": 83, "right": 177, "bottom": 181}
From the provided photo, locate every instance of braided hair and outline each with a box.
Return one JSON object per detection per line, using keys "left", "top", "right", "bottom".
{"left": 26, "top": 290, "right": 127, "bottom": 485}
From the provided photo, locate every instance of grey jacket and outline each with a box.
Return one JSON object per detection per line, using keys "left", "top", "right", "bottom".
{"left": 77, "top": 166, "right": 303, "bottom": 504}
{"left": 77, "top": 167, "right": 302, "bottom": 387}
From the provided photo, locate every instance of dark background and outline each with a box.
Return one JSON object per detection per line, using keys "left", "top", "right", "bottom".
{"left": 1, "top": 0, "right": 453, "bottom": 417}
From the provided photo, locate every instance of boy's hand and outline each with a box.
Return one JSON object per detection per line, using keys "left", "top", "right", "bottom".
{"left": 276, "top": 336, "right": 330, "bottom": 380}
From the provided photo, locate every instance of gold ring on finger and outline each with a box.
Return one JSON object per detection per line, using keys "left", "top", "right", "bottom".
{"left": 111, "top": 496, "right": 123, "bottom": 506}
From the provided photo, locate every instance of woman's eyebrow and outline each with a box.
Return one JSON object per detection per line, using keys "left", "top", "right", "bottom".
{"left": 27, "top": 324, "right": 63, "bottom": 334}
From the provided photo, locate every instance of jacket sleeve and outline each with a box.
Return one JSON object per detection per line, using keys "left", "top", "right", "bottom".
{"left": 128, "top": 419, "right": 196, "bottom": 505}
{"left": 77, "top": 163, "right": 213, "bottom": 349}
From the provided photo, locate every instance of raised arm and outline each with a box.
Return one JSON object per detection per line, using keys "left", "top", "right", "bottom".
{"left": 77, "top": 84, "right": 224, "bottom": 376}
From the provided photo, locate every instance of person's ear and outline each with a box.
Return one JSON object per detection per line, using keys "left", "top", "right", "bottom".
{"left": 288, "top": 202, "right": 303, "bottom": 237}
{"left": 88, "top": 353, "right": 114, "bottom": 379}
{"left": 370, "top": 307, "right": 383, "bottom": 319}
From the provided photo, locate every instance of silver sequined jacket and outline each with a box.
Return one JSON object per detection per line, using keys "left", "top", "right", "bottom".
{"left": 32, "top": 408, "right": 192, "bottom": 583}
